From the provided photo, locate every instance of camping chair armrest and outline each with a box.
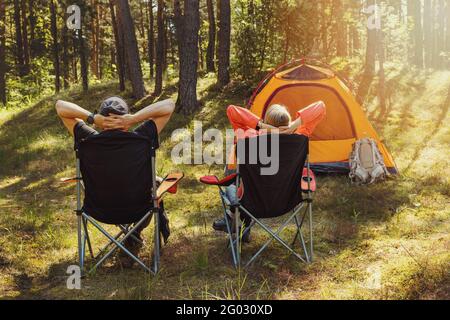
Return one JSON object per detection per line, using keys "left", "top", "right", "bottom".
{"left": 301, "top": 168, "right": 317, "bottom": 193}
{"left": 60, "top": 177, "right": 80, "bottom": 184}
{"left": 199, "top": 173, "right": 238, "bottom": 187}
{"left": 156, "top": 172, "right": 184, "bottom": 200}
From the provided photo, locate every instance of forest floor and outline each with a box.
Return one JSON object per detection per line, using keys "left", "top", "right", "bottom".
{"left": 0, "top": 66, "right": 449, "bottom": 300}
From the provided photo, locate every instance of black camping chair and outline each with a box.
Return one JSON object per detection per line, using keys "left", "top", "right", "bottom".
{"left": 62, "top": 132, "right": 183, "bottom": 275}
{"left": 201, "top": 134, "right": 316, "bottom": 268}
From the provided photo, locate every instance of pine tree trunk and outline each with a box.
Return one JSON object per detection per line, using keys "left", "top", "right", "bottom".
{"left": 437, "top": 0, "right": 446, "bottom": 68}
{"left": 50, "top": 0, "right": 61, "bottom": 93}
{"left": 109, "top": 0, "right": 125, "bottom": 91}
{"left": 20, "top": 0, "right": 30, "bottom": 74}
{"left": 198, "top": 33, "right": 204, "bottom": 70}
{"left": 378, "top": 21, "right": 386, "bottom": 118}
{"left": 217, "top": 0, "right": 230, "bottom": 87}
{"left": 334, "top": 0, "right": 346, "bottom": 56}
{"left": 0, "top": 1, "right": 6, "bottom": 105}
{"left": 413, "top": 0, "right": 424, "bottom": 67}
{"left": 62, "top": 23, "right": 70, "bottom": 89}
{"left": 14, "top": 0, "right": 25, "bottom": 75}
{"left": 28, "top": 0, "right": 35, "bottom": 57}
{"left": 78, "top": 24, "right": 89, "bottom": 92}
{"left": 321, "top": 0, "right": 329, "bottom": 57}
{"left": 147, "top": 0, "right": 155, "bottom": 79}
{"left": 116, "top": 0, "right": 146, "bottom": 99}
{"left": 407, "top": 0, "right": 423, "bottom": 67}
{"left": 357, "top": 0, "right": 376, "bottom": 104}
{"left": 163, "top": 10, "right": 168, "bottom": 73}
{"left": 206, "top": 0, "right": 216, "bottom": 72}
{"left": 154, "top": 0, "right": 164, "bottom": 95}
{"left": 174, "top": 0, "right": 200, "bottom": 114}
{"left": 446, "top": 0, "right": 450, "bottom": 68}
{"left": 423, "top": 0, "right": 432, "bottom": 68}
{"left": 98, "top": 3, "right": 105, "bottom": 79}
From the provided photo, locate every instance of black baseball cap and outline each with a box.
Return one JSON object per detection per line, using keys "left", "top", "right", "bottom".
{"left": 99, "top": 96, "right": 129, "bottom": 116}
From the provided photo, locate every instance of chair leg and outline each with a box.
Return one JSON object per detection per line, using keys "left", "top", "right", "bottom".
{"left": 220, "top": 191, "right": 238, "bottom": 268}
{"left": 308, "top": 202, "right": 313, "bottom": 262}
{"left": 234, "top": 206, "right": 241, "bottom": 267}
{"left": 77, "top": 215, "right": 84, "bottom": 273}
{"left": 85, "top": 213, "right": 154, "bottom": 274}
{"left": 82, "top": 217, "right": 94, "bottom": 259}
{"left": 242, "top": 207, "right": 306, "bottom": 267}
{"left": 153, "top": 209, "right": 161, "bottom": 274}
{"left": 293, "top": 214, "right": 310, "bottom": 263}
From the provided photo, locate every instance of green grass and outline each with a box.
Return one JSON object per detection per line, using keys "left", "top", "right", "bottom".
{"left": 0, "top": 67, "right": 449, "bottom": 300}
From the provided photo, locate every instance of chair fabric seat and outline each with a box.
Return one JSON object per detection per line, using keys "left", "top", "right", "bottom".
{"left": 238, "top": 134, "right": 309, "bottom": 219}
{"left": 77, "top": 131, "right": 157, "bottom": 224}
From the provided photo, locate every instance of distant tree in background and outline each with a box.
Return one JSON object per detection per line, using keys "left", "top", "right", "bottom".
{"left": 217, "top": 0, "right": 230, "bottom": 87}
{"left": 147, "top": 0, "right": 155, "bottom": 80}
{"left": 109, "top": 0, "right": 125, "bottom": 91}
{"left": 0, "top": 0, "right": 6, "bottom": 105}
{"left": 358, "top": 0, "right": 377, "bottom": 104}
{"left": 174, "top": 0, "right": 200, "bottom": 114}
{"left": 206, "top": 0, "right": 216, "bottom": 72}
{"left": 50, "top": 0, "right": 61, "bottom": 93}
{"left": 116, "top": 0, "right": 145, "bottom": 98}
{"left": 154, "top": 0, "right": 164, "bottom": 96}
{"left": 13, "top": 0, "right": 25, "bottom": 76}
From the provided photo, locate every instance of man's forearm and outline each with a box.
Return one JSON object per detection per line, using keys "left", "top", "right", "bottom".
{"left": 56, "top": 100, "right": 91, "bottom": 121}
{"left": 130, "top": 99, "right": 175, "bottom": 125}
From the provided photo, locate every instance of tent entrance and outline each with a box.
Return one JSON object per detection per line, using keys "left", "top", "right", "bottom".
{"left": 263, "top": 84, "right": 356, "bottom": 141}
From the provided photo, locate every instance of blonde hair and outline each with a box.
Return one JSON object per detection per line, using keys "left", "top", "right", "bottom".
{"left": 264, "top": 104, "right": 291, "bottom": 127}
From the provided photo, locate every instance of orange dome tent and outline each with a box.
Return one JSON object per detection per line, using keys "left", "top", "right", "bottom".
{"left": 247, "top": 59, "right": 398, "bottom": 174}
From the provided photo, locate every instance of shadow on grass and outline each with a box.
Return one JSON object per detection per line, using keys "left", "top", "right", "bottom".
{"left": 403, "top": 84, "right": 450, "bottom": 173}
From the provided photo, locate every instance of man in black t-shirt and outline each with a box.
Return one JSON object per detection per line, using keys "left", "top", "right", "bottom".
{"left": 55, "top": 96, "right": 175, "bottom": 263}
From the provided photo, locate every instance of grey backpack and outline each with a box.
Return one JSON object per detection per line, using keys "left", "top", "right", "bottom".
{"left": 349, "top": 138, "right": 389, "bottom": 184}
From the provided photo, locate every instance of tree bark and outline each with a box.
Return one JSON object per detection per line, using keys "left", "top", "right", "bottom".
{"left": 206, "top": 0, "right": 216, "bottom": 72}
{"left": 0, "top": 1, "right": 6, "bottom": 105}
{"left": 334, "top": 0, "right": 346, "bottom": 56}
{"left": 174, "top": 0, "right": 200, "bottom": 114}
{"left": 407, "top": 0, "right": 423, "bottom": 67}
{"left": 20, "top": 0, "right": 30, "bottom": 74}
{"left": 28, "top": 0, "right": 35, "bottom": 56}
{"left": 78, "top": 22, "right": 89, "bottom": 92}
{"left": 437, "top": 0, "right": 446, "bottom": 68}
{"left": 116, "top": 0, "right": 146, "bottom": 99}
{"left": 377, "top": 18, "right": 386, "bottom": 118}
{"left": 13, "top": 0, "right": 25, "bottom": 75}
{"left": 447, "top": 0, "right": 450, "bottom": 68}
{"left": 423, "top": 0, "right": 432, "bottom": 68}
{"left": 147, "top": 0, "right": 155, "bottom": 79}
{"left": 62, "top": 23, "right": 70, "bottom": 89}
{"left": 50, "top": 0, "right": 61, "bottom": 93}
{"left": 357, "top": 0, "right": 376, "bottom": 104}
{"left": 109, "top": 0, "right": 125, "bottom": 91}
{"left": 217, "top": 0, "right": 230, "bottom": 87}
{"left": 154, "top": 0, "right": 164, "bottom": 95}
{"left": 321, "top": 0, "right": 329, "bottom": 57}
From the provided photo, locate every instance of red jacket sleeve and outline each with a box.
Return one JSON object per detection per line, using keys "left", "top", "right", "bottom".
{"left": 227, "top": 105, "right": 261, "bottom": 131}
{"left": 295, "top": 101, "right": 326, "bottom": 137}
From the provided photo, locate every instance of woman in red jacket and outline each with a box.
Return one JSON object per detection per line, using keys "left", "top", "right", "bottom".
{"left": 213, "top": 101, "right": 326, "bottom": 240}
